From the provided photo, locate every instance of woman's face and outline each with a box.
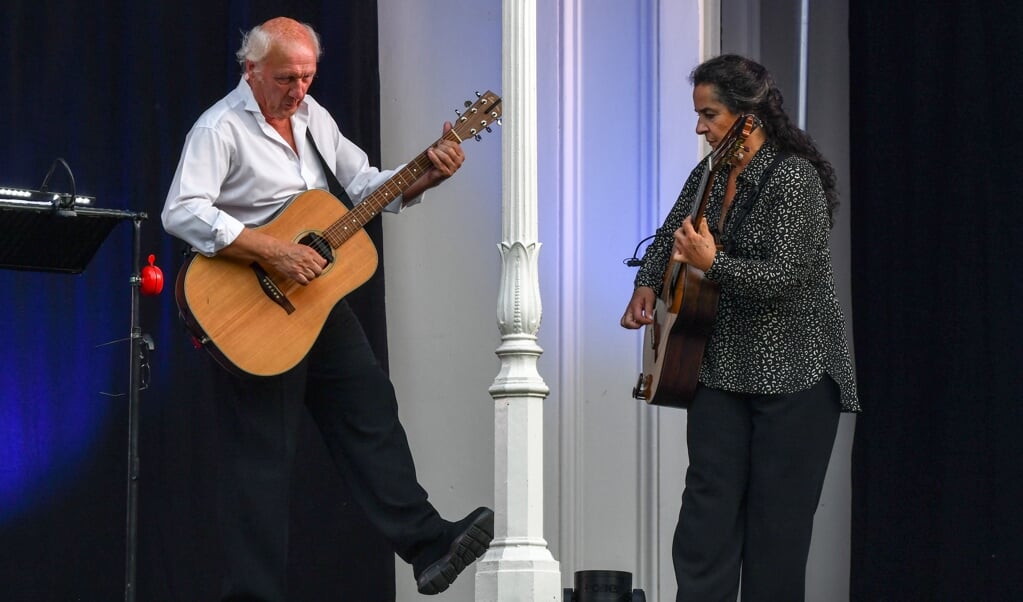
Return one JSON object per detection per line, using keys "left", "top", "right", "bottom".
{"left": 693, "top": 83, "right": 741, "bottom": 149}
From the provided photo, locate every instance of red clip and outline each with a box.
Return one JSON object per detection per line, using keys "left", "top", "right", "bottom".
{"left": 141, "top": 254, "right": 164, "bottom": 296}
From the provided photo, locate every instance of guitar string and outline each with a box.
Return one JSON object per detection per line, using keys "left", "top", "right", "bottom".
{"left": 318, "top": 94, "right": 501, "bottom": 249}
{"left": 321, "top": 121, "right": 480, "bottom": 247}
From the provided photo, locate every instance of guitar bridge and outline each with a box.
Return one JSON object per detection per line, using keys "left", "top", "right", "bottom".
{"left": 250, "top": 262, "right": 296, "bottom": 314}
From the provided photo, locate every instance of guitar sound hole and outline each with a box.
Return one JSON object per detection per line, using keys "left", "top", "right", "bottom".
{"left": 299, "top": 233, "right": 334, "bottom": 265}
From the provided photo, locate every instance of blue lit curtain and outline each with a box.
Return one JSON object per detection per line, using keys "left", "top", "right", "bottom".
{"left": 0, "top": 1, "right": 393, "bottom": 599}
{"left": 849, "top": 2, "right": 1023, "bottom": 599}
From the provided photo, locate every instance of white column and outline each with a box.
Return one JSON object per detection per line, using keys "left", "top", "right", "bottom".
{"left": 475, "top": 0, "right": 562, "bottom": 600}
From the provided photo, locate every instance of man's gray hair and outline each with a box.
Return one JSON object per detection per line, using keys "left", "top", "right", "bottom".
{"left": 235, "top": 21, "right": 322, "bottom": 68}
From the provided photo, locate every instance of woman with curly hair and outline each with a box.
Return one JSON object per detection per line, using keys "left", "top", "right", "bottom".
{"left": 621, "top": 54, "right": 859, "bottom": 601}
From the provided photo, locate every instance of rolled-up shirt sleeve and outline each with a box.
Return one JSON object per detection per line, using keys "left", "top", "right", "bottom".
{"left": 162, "top": 125, "right": 246, "bottom": 256}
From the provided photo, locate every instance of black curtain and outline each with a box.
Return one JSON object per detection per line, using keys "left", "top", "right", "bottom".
{"left": 849, "top": 2, "right": 1023, "bottom": 600}
{"left": 0, "top": 1, "right": 396, "bottom": 600}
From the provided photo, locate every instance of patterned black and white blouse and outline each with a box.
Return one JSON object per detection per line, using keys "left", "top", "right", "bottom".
{"left": 635, "top": 142, "right": 860, "bottom": 412}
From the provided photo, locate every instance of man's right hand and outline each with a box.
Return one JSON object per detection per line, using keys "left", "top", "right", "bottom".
{"left": 266, "top": 240, "right": 327, "bottom": 285}
{"left": 219, "top": 227, "right": 327, "bottom": 286}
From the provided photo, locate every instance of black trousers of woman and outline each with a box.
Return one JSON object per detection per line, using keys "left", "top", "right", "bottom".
{"left": 212, "top": 300, "right": 445, "bottom": 601}
{"left": 673, "top": 376, "right": 841, "bottom": 602}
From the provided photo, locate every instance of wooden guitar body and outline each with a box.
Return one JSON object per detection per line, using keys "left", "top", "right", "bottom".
{"left": 176, "top": 190, "right": 377, "bottom": 376}
{"left": 633, "top": 263, "right": 720, "bottom": 408}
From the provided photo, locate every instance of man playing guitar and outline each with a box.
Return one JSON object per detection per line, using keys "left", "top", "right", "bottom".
{"left": 163, "top": 16, "right": 493, "bottom": 600}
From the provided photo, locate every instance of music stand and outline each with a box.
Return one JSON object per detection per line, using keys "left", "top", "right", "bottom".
{"left": 0, "top": 197, "right": 149, "bottom": 602}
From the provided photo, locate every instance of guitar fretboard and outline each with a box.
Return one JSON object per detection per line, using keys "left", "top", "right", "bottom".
{"left": 320, "top": 132, "right": 456, "bottom": 249}
{"left": 318, "top": 90, "right": 501, "bottom": 249}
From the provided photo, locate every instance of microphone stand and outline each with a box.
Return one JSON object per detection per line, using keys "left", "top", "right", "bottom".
{"left": 124, "top": 213, "right": 149, "bottom": 602}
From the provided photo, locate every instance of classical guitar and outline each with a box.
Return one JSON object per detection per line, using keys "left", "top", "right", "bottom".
{"left": 632, "top": 114, "right": 756, "bottom": 408}
{"left": 176, "top": 91, "right": 502, "bottom": 376}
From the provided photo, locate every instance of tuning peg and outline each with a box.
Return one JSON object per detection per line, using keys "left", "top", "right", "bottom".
{"left": 455, "top": 109, "right": 461, "bottom": 117}
{"left": 464, "top": 100, "right": 472, "bottom": 108}
{"left": 475, "top": 91, "right": 481, "bottom": 97}
{"left": 496, "top": 118, "right": 502, "bottom": 127}
{"left": 485, "top": 126, "right": 492, "bottom": 133}
{"left": 474, "top": 134, "right": 482, "bottom": 141}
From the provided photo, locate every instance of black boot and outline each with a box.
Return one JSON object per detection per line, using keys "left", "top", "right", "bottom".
{"left": 413, "top": 507, "right": 494, "bottom": 595}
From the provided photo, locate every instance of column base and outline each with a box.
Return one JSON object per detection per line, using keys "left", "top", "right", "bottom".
{"left": 475, "top": 539, "right": 562, "bottom": 601}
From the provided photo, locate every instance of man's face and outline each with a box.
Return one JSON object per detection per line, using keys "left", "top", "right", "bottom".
{"left": 246, "top": 40, "right": 317, "bottom": 121}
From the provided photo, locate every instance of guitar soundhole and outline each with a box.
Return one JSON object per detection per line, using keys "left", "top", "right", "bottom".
{"left": 299, "top": 233, "right": 334, "bottom": 266}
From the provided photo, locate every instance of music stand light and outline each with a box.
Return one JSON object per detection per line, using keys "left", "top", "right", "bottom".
{"left": 0, "top": 191, "right": 121, "bottom": 273}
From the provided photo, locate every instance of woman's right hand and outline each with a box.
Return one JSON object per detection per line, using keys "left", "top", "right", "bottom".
{"left": 620, "top": 286, "right": 656, "bottom": 329}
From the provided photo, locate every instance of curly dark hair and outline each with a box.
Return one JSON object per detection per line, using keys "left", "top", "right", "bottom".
{"left": 690, "top": 54, "right": 839, "bottom": 226}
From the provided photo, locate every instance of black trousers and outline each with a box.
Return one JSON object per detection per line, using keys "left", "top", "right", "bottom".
{"left": 673, "top": 376, "right": 841, "bottom": 602}
{"left": 212, "top": 300, "right": 444, "bottom": 601}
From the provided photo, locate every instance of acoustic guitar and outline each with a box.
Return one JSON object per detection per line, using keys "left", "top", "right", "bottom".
{"left": 176, "top": 91, "right": 502, "bottom": 376}
{"left": 632, "top": 114, "right": 756, "bottom": 408}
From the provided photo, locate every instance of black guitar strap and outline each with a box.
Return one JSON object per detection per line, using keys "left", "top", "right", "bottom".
{"left": 722, "top": 150, "right": 789, "bottom": 253}
{"left": 305, "top": 129, "right": 355, "bottom": 210}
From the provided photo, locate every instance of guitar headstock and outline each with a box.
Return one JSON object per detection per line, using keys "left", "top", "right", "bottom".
{"left": 711, "top": 114, "right": 757, "bottom": 171}
{"left": 449, "top": 91, "right": 503, "bottom": 143}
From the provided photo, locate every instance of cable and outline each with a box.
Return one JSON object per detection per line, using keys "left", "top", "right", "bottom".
{"left": 623, "top": 233, "right": 657, "bottom": 267}
{"left": 38, "top": 158, "right": 78, "bottom": 215}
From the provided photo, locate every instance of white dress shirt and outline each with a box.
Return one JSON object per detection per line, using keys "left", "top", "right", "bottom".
{"left": 162, "top": 77, "right": 417, "bottom": 255}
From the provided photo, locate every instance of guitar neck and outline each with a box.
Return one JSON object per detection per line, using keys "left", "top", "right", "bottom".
{"left": 689, "top": 115, "right": 756, "bottom": 225}
{"left": 691, "top": 155, "right": 716, "bottom": 224}
{"left": 321, "top": 130, "right": 459, "bottom": 249}
{"left": 317, "top": 90, "right": 502, "bottom": 250}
